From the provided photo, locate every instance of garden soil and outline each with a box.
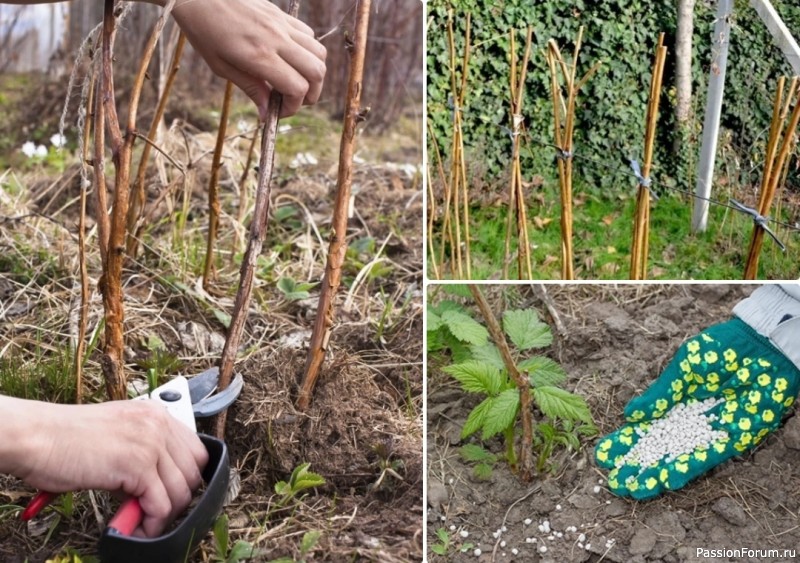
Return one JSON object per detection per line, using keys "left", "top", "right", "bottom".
{"left": 427, "top": 284, "right": 800, "bottom": 563}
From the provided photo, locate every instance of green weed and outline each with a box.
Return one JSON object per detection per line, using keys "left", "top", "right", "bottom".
{"left": 212, "top": 514, "right": 264, "bottom": 563}
{"left": 458, "top": 444, "right": 498, "bottom": 480}
{"left": 276, "top": 277, "right": 318, "bottom": 302}
{"left": 370, "top": 441, "right": 405, "bottom": 493}
{"left": 433, "top": 188, "right": 800, "bottom": 280}
{"left": 268, "top": 531, "right": 322, "bottom": 563}
{"left": 0, "top": 347, "right": 75, "bottom": 403}
{"left": 135, "top": 333, "right": 181, "bottom": 393}
{"left": 44, "top": 549, "right": 98, "bottom": 563}
{"left": 429, "top": 527, "right": 473, "bottom": 557}
{"left": 274, "top": 463, "right": 326, "bottom": 507}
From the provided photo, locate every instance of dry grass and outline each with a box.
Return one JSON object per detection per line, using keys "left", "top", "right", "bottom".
{"left": 0, "top": 98, "right": 423, "bottom": 561}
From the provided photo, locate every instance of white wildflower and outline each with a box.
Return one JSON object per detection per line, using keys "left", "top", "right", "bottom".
{"left": 50, "top": 133, "right": 66, "bottom": 148}
{"left": 289, "top": 152, "right": 319, "bottom": 169}
{"left": 21, "top": 141, "right": 36, "bottom": 158}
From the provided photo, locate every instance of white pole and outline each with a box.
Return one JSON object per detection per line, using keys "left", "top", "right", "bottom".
{"left": 751, "top": 0, "right": 800, "bottom": 75}
{"left": 692, "top": 0, "right": 734, "bottom": 233}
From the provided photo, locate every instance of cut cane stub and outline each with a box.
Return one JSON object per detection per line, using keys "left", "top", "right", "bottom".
{"left": 617, "top": 397, "right": 729, "bottom": 472}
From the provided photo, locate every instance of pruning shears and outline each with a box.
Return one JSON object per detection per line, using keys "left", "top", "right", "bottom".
{"left": 20, "top": 367, "right": 243, "bottom": 562}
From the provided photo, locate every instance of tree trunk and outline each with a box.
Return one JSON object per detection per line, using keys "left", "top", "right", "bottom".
{"left": 674, "top": 0, "right": 696, "bottom": 152}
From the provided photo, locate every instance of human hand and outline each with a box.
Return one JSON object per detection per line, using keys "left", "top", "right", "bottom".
{"left": 10, "top": 399, "right": 208, "bottom": 537}
{"left": 595, "top": 319, "right": 799, "bottom": 500}
{"left": 172, "top": 0, "right": 327, "bottom": 119}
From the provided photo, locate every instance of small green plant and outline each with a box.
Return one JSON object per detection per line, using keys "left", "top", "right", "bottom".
{"left": 274, "top": 463, "right": 326, "bottom": 506}
{"left": 135, "top": 334, "right": 181, "bottom": 392}
{"left": 429, "top": 528, "right": 474, "bottom": 557}
{"left": 0, "top": 347, "right": 75, "bottom": 403}
{"left": 371, "top": 440, "right": 405, "bottom": 492}
{"left": 269, "top": 531, "right": 323, "bottom": 563}
{"left": 429, "top": 528, "right": 451, "bottom": 556}
{"left": 212, "top": 514, "right": 264, "bottom": 563}
{"left": 45, "top": 550, "right": 98, "bottom": 563}
{"left": 276, "top": 277, "right": 318, "bottom": 302}
{"left": 459, "top": 444, "right": 498, "bottom": 480}
{"left": 429, "top": 298, "right": 597, "bottom": 472}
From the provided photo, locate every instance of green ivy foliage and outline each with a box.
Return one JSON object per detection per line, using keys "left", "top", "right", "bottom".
{"left": 427, "top": 0, "right": 800, "bottom": 190}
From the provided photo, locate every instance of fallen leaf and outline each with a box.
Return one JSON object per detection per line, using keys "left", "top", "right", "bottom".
{"left": 523, "top": 175, "right": 545, "bottom": 188}
{"left": 533, "top": 216, "right": 553, "bottom": 230}
{"left": 606, "top": 246, "right": 617, "bottom": 254}
{"left": 601, "top": 214, "right": 615, "bottom": 226}
{"left": 541, "top": 255, "right": 558, "bottom": 268}
{"left": 1, "top": 490, "right": 30, "bottom": 503}
{"left": 601, "top": 262, "right": 620, "bottom": 275}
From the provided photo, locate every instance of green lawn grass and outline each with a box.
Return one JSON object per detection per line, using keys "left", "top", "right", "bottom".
{"left": 431, "top": 180, "right": 800, "bottom": 280}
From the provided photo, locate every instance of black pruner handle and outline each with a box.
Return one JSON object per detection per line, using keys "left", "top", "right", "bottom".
{"left": 98, "top": 434, "right": 229, "bottom": 563}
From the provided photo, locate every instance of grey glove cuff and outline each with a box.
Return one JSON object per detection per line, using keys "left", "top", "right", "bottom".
{"left": 733, "top": 284, "right": 800, "bottom": 371}
{"left": 771, "top": 316, "right": 800, "bottom": 373}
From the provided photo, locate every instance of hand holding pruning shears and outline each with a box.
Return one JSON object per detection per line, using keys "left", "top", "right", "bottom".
{"left": 4, "top": 367, "right": 241, "bottom": 560}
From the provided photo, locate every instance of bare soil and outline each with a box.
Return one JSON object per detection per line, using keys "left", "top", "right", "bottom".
{"left": 427, "top": 284, "right": 800, "bottom": 563}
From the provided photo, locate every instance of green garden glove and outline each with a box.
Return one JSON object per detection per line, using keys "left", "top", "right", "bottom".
{"left": 595, "top": 318, "right": 800, "bottom": 500}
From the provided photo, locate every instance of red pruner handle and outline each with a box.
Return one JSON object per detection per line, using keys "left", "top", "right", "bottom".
{"left": 21, "top": 491, "right": 57, "bottom": 521}
{"left": 107, "top": 497, "right": 143, "bottom": 536}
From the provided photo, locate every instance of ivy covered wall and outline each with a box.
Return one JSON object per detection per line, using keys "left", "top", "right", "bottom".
{"left": 427, "top": 0, "right": 800, "bottom": 190}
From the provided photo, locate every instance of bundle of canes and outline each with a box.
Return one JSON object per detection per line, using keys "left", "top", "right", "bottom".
{"left": 743, "top": 76, "right": 800, "bottom": 280}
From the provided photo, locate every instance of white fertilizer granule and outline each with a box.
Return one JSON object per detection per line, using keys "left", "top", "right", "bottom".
{"left": 617, "top": 397, "right": 728, "bottom": 471}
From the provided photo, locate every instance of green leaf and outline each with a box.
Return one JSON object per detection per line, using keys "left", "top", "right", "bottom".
{"left": 274, "top": 205, "right": 298, "bottom": 222}
{"left": 441, "top": 284, "right": 472, "bottom": 298}
{"left": 532, "top": 386, "right": 594, "bottom": 423}
{"left": 442, "top": 361, "right": 501, "bottom": 395}
{"left": 441, "top": 310, "right": 489, "bottom": 346}
{"left": 536, "top": 422, "right": 556, "bottom": 442}
{"left": 277, "top": 277, "right": 297, "bottom": 294}
{"left": 146, "top": 333, "right": 166, "bottom": 352}
{"left": 427, "top": 309, "right": 443, "bottom": 332}
{"left": 277, "top": 277, "right": 314, "bottom": 301}
{"left": 461, "top": 397, "right": 492, "bottom": 438}
{"left": 291, "top": 463, "right": 326, "bottom": 491}
{"left": 431, "top": 545, "right": 447, "bottom": 555}
{"left": 519, "top": 356, "right": 567, "bottom": 387}
{"left": 435, "top": 528, "right": 449, "bottom": 543}
{"left": 459, "top": 444, "right": 496, "bottom": 463}
{"left": 473, "top": 462, "right": 493, "bottom": 480}
{"left": 213, "top": 308, "right": 232, "bottom": 329}
{"left": 274, "top": 481, "right": 291, "bottom": 496}
{"left": 229, "top": 540, "right": 262, "bottom": 562}
{"left": 469, "top": 343, "right": 504, "bottom": 370}
{"left": 481, "top": 388, "right": 520, "bottom": 439}
{"left": 444, "top": 332, "right": 473, "bottom": 363}
{"left": 502, "top": 309, "right": 552, "bottom": 350}
{"left": 432, "top": 300, "right": 467, "bottom": 316}
{"left": 213, "top": 514, "right": 229, "bottom": 558}
{"left": 300, "top": 531, "right": 322, "bottom": 554}
{"left": 296, "top": 281, "right": 319, "bottom": 292}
